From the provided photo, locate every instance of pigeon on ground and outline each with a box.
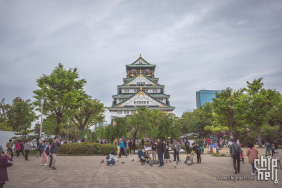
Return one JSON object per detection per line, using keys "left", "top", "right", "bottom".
{"left": 121, "top": 162, "right": 125, "bottom": 164}
{"left": 132, "top": 159, "right": 134, "bottom": 162}
{"left": 176, "top": 161, "right": 178, "bottom": 165}
{"left": 101, "top": 160, "right": 104, "bottom": 163}
{"left": 166, "top": 161, "right": 168, "bottom": 163}
{"left": 174, "top": 165, "right": 176, "bottom": 168}
{"left": 169, "top": 160, "right": 172, "bottom": 163}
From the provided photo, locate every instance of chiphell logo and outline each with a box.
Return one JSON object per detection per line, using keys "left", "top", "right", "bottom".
{"left": 254, "top": 156, "right": 279, "bottom": 184}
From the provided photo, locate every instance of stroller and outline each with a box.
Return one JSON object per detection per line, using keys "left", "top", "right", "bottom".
{"left": 184, "top": 151, "right": 195, "bottom": 166}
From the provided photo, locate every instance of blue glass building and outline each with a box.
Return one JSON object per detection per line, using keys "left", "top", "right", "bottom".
{"left": 196, "top": 90, "right": 221, "bottom": 108}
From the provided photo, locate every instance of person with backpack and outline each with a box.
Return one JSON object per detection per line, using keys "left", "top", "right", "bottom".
{"left": 50, "top": 137, "right": 61, "bottom": 170}
{"left": 230, "top": 138, "right": 242, "bottom": 174}
{"left": 157, "top": 138, "right": 164, "bottom": 167}
{"left": 185, "top": 139, "right": 190, "bottom": 154}
{"left": 192, "top": 143, "right": 201, "bottom": 163}
{"left": 106, "top": 152, "right": 118, "bottom": 165}
{"left": 40, "top": 141, "right": 48, "bottom": 166}
{"left": 264, "top": 139, "right": 271, "bottom": 156}
{"left": 118, "top": 139, "right": 127, "bottom": 158}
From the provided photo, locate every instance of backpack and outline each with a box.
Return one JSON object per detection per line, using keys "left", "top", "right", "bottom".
{"left": 233, "top": 144, "right": 240, "bottom": 156}
{"left": 40, "top": 144, "right": 44, "bottom": 153}
{"left": 45, "top": 147, "right": 49, "bottom": 155}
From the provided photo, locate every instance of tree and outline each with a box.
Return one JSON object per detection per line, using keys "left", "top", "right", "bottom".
{"left": 6, "top": 97, "right": 36, "bottom": 138}
{"left": 0, "top": 98, "right": 12, "bottom": 131}
{"left": 234, "top": 78, "right": 276, "bottom": 147}
{"left": 33, "top": 64, "right": 87, "bottom": 135}
{"left": 71, "top": 97, "right": 105, "bottom": 131}
{"left": 267, "top": 91, "right": 282, "bottom": 130}
{"left": 212, "top": 88, "right": 244, "bottom": 137}
{"left": 126, "top": 107, "right": 151, "bottom": 141}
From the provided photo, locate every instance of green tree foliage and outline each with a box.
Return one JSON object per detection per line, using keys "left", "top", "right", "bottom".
{"left": 33, "top": 64, "right": 87, "bottom": 135}
{"left": 71, "top": 97, "right": 105, "bottom": 130}
{"left": 178, "top": 103, "right": 213, "bottom": 137}
{"left": 234, "top": 78, "right": 277, "bottom": 147}
{"left": 0, "top": 98, "right": 12, "bottom": 131}
{"left": 212, "top": 88, "right": 243, "bottom": 137}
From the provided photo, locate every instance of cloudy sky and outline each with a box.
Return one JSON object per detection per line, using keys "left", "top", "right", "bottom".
{"left": 1, "top": 0, "right": 282, "bottom": 122}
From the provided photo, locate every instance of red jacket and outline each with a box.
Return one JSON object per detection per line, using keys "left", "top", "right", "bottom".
{"left": 206, "top": 139, "right": 209, "bottom": 143}
{"left": 0, "top": 156, "right": 13, "bottom": 184}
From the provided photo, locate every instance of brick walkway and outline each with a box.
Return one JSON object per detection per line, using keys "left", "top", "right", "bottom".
{"left": 5, "top": 152, "right": 281, "bottom": 188}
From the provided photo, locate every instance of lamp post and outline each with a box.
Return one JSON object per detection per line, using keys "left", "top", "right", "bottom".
{"left": 40, "top": 97, "right": 45, "bottom": 140}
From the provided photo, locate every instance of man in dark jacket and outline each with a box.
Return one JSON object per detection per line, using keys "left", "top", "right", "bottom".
{"left": 230, "top": 138, "right": 242, "bottom": 174}
{"left": 0, "top": 145, "right": 13, "bottom": 188}
{"left": 50, "top": 137, "right": 61, "bottom": 170}
{"left": 157, "top": 138, "right": 164, "bottom": 167}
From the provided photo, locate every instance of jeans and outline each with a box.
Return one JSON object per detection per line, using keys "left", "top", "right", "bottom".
{"left": 265, "top": 148, "right": 271, "bottom": 156}
{"left": 119, "top": 147, "right": 126, "bottom": 157}
{"left": 24, "top": 150, "right": 29, "bottom": 160}
{"left": 197, "top": 153, "right": 201, "bottom": 163}
{"left": 251, "top": 163, "right": 255, "bottom": 173}
{"left": 174, "top": 151, "right": 179, "bottom": 161}
{"left": 49, "top": 154, "right": 53, "bottom": 165}
{"left": 7, "top": 148, "right": 13, "bottom": 158}
{"left": 107, "top": 159, "right": 115, "bottom": 165}
{"left": 158, "top": 152, "right": 164, "bottom": 166}
{"left": 233, "top": 155, "right": 240, "bottom": 172}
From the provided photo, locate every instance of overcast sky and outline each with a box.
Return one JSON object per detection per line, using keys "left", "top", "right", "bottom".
{"left": 1, "top": 0, "right": 282, "bottom": 122}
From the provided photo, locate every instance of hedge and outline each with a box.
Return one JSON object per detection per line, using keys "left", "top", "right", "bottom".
{"left": 58, "top": 142, "right": 117, "bottom": 156}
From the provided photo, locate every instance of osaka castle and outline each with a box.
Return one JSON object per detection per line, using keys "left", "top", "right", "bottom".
{"left": 109, "top": 55, "right": 175, "bottom": 119}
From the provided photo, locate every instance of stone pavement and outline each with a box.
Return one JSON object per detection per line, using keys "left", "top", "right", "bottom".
{"left": 5, "top": 153, "right": 281, "bottom": 188}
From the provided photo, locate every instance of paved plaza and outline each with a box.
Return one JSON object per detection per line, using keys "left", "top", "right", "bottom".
{"left": 5, "top": 149, "right": 281, "bottom": 188}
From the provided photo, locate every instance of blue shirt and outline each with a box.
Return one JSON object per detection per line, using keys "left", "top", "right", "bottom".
{"left": 120, "top": 141, "right": 125, "bottom": 148}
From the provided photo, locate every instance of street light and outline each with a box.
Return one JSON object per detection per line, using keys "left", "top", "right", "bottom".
{"left": 40, "top": 97, "right": 45, "bottom": 140}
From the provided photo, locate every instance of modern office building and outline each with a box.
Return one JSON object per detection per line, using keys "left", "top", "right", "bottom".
{"left": 109, "top": 55, "right": 175, "bottom": 119}
{"left": 196, "top": 90, "right": 221, "bottom": 108}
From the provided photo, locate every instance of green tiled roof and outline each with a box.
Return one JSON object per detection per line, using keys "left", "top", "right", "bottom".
{"left": 148, "top": 94, "right": 170, "bottom": 98}
{"left": 123, "top": 75, "right": 159, "bottom": 84}
{"left": 122, "top": 73, "right": 159, "bottom": 86}
{"left": 130, "top": 57, "right": 151, "bottom": 65}
{"left": 112, "top": 94, "right": 133, "bottom": 98}
{"left": 108, "top": 107, "right": 175, "bottom": 111}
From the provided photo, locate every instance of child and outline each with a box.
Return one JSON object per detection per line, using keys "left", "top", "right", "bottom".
{"left": 137, "top": 148, "right": 146, "bottom": 165}
{"left": 241, "top": 149, "right": 245, "bottom": 163}
{"left": 106, "top": 152, "right": 118, "bottom": 165}
{"left": 274, "top": 150, "right": 281, "bottom": 169}
{"left": 184, "top": 152, "right": 194, "bottom": 165}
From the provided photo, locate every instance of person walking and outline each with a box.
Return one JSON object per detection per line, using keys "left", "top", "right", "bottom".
{"left": 15, "top": 141, "right": 22, "bottom": 157}
{"left": 264, "top": 139, "right": 271, "bottom": 156}
{"left": 118, "top": 140, "right": 127, "bottom": 158}
{"left": 230, "top": 138, "right": 242, "bottom": 174}
{"left": 151, "top": 141, "right": 157, "bottom": 161}
{"left": 40, "top": 141, "right": 48, "bottom": 166}
{"left": 50, "top": 137, "right": 61, "bottom": 170}
{"left": 0, "top": 145, "right": 13, "bottom": 188}
{"left": 24, "top": 140, "right": 30, "bottom": 161}
{"left": 5, "top": 140, "right": 13, "bottom": 158}
{"left": 164, "top": 142, "right": 170, "bottom": 161}
{"left": 246, "top": 142, "right": 259, "bottom": 176}
{"left": 157, "top": 138, "right": 164, "bottom": 167}
{"left": 48, "top": 140, "right": 53, "bottom": 168}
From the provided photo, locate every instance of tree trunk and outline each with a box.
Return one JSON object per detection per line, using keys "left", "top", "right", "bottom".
{"left": 133, "top": 131, "right": 137, "bottom": 142}
{"left": 258, "top": 128, "right": 262, "bottom": 148}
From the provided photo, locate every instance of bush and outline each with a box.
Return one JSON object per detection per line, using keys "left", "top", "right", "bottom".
{"left": 58, "top": 142, "right": 117, "bottom": 156}
{"left": 239, "top": 136, "right": 256, "bottom": 147}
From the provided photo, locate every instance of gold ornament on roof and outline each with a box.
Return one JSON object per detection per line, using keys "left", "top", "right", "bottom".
{"left": 130, "top": 73, "right": 135, "bottom": 77}
{"left": 140, "top": 69, "right": 142, "bottom": 74}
